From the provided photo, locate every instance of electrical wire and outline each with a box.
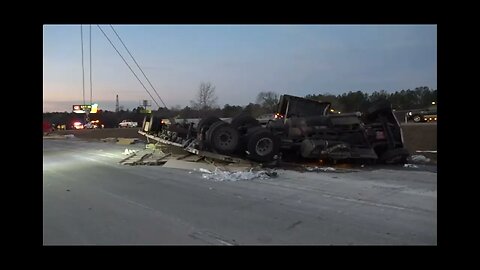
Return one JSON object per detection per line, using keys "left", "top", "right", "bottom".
{"left": 89, "top": 24, "right": 93, "bottom": 105}
{"left": 109, "top": 24, "right": 168, "bottom": 109}
{"left": 96, "top": 25, "right": 161, "bottom": 109}
{"left": 80, "top": 25, "right": 85, "bottom": 105}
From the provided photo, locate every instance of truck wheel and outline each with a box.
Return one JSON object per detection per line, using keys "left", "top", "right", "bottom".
{"left": 231, "top": 114, "right": 260, "bottom": 131}
{"left": 412, "top": 115, "right": 422, "bottom": 123}
{"left": 197, "top": 116, "right": 221, "bottom": 133}
{"left": 205, "top": 121, "right": 225, "bottom": 144}
{"left": 246, "top": 128, "right": 280, "bottom": 162}
{"left": 379, "top": 148, "right": 409, "bottom": 164}
{"left": 207, "top": 122, "right": 240, "bottom": 154}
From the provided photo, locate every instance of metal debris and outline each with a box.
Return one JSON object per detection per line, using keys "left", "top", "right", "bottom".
{"left": 201, "top": 168, "right": 274, "bottom": 182}
{"left": 408, "top": 155, "right": 431, "bottom": 164}
{"left": 404, "top": 164, "right": 419, "bottom": 168}
{"left": 305, "top": 166, "right": 336, "bottom": 172}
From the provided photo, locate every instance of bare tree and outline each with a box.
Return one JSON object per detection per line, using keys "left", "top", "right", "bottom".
{"left": 256, "top": 91, "right": 279, "bottom": 113}
{"left": 190, "top": 82, "right": 218, "bottom": 110}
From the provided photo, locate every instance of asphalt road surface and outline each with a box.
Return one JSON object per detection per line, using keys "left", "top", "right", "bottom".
{"left": 43, "top": 137, "right": 437, "bottom": 245}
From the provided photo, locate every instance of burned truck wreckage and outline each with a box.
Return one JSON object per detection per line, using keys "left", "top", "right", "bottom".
{"left": 139, "top": 94, "right": 409, "bottom": 165}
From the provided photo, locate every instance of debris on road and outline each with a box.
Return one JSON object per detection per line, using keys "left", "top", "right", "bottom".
{"left": 415, "top": 150, "right": 437, "bottom": 154}
{"left": 117, "top": 138, "right": 139, "bottom": 145}
{"left": 201, "top": 168, "right": 274, "bottom": 182}
{"left": 123, "top": 148, "right": 139, "bottom": 155}
{"left": 404, "top": 164, "right": 419, "bottom": 168}
{"left": 163, "top": 159, "right": 217, "bottom": 172}
{"left": 408, "top": 155, "right": 431, "bottom": 164}
{"left": 199, "top": 168, "right": 212, "bottom": 174}
{"left": 101, "top": 137, "right": 118, "bottom": 143}
{"left": 145, "top": 143, "right": 157, "bottom": 149}
{"left": 305, "top": 166, "right": 336, "bottom": 172}
{"left": 303, "top": 165, "right": 362, "bottom": 173}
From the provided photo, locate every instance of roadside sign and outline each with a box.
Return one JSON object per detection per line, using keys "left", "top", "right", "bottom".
{"left": 73, "top": 104, "right": 98, "bottom": 113}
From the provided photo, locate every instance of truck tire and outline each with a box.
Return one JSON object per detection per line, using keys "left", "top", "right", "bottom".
{"left": 379, "top": 148, "right": 409, "bottom": 164}
{"left": 197, "top": 116, "right": 221, "bottom": 133}
{"left": 231, "top": 114, "right": 260, "bottom": 130}
{"left": 245, "top": 128, "right": 280, "bottom": 162}
{"left": 207, "top": 121, "right": 240, "bottom": 154}
{"left": 205, "top": 121, "right": 224, "bottom": 144}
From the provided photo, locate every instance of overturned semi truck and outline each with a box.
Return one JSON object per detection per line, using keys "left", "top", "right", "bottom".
{"left": 139, "top": 94, "right": 409, "bottom": 165}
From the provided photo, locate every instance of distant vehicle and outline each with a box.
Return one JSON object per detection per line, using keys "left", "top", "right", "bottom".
{"left": 118, "top": 120, "right": 138, "bottom": 128}
{"left": 85, "top": 120, "right": 103, "bottom": 129}
{"left": 72, "top": 121, "right": 84, "bottom": 130}
{"left": 407, "top": 104, "right": 437, "bottom": 123}
{"left": 256, "top": 113, "right": 276, "bottom": 125}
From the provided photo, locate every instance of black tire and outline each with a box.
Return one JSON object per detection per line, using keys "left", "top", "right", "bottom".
{"left": 231, "top": 114, "right": 260, "bottom": 130}
{"left": 245, "top": 128, "right": 280, "bottom": 162}
{"left": 379, "top": 148, "right": 409, "bottom": 164}
{"left": 412, "top": 114, "right": 422, "bottom": 123}
{"left": 197, "top": 116, "right": 221, "bottom": 133}
{"left": 207, "top": 122, "right": 240, "bottom": 154}
{"left": 205, "top": 121, "right": 225, "bottom": 144}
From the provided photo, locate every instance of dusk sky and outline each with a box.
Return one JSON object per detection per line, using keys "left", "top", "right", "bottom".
{"left": 43, "top": 24, "right": 437, "bottom": 112}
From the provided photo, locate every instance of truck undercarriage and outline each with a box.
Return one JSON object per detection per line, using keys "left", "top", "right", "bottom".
{"left": 139, "top": 94, "right": 409, "bottom": 165}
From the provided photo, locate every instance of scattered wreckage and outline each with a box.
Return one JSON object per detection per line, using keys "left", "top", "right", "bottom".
{"left": 138, "top": 94, "right": 409, "bottom": 166}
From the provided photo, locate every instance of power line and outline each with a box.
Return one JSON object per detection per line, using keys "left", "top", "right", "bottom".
{"left": 80, "top": 25, "right": 85, "bottom": 105}
{"left": 109, "top": 24, "right": 168, "bottom": 109}
{"left": 96, "top": 25, "right": 161, "bottom": 109}
{"left": 89, "top": 24, "right": 93, "bottom": 105}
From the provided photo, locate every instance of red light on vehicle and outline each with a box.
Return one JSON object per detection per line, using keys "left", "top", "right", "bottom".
{"left": 73, "top": 122, "right": 84, "bottom": 129}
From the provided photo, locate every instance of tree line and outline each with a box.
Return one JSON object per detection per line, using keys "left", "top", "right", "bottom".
{"left": 43, "top": 82, "right": 436, "bottom": 129}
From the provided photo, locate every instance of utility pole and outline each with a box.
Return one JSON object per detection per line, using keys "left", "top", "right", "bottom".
{"left": 142, "top": 100, "right": 150, "bottom": 110}
{"left": 115, "top": 94, "right": 119, "bottom": 112}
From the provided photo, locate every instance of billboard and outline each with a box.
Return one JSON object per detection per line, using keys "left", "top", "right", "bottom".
{"left": 73, "top": 104, "right": 98, "bottom": 113}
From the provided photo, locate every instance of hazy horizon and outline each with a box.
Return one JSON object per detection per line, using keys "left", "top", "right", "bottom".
{"left": 43, "top": 24, "right": 437, "bottom": 113}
